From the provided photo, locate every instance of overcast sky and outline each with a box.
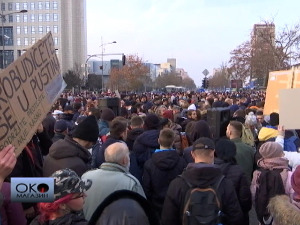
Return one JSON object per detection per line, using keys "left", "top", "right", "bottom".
{"left": 86, "top": 0, "right": 300, "bottom": 86}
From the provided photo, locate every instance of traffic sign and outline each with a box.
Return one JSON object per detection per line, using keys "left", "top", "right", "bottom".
{"left": 202, "top": 69, "right": 209, "bottom": 76}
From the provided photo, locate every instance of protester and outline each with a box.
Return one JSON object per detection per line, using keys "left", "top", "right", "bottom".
{"left": 43, "top": 115, "right": 99, "bottom": 177}
{"left": 142, "top": 128, "right": 186, "bottom": 217}
{"left": 30, "top": 168, "right": 92, "bottom": 225}
{"left": 52, "top": 120, "right": 68, "bottom": 143}
{"left": 82, "top": 142, "right": 145, "bottom": 220}
{"left": 162, "top": 137, "right": 243, "bottom": 225}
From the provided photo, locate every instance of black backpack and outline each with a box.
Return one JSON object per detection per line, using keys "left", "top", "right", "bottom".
{"left": 180, "top": 175, "right": 225, "bottom": 225}
{"left": 254, "top": 168, "right": 285, "bottom": 225}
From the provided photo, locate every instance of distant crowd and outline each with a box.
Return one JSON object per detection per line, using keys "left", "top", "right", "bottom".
{"left": 1, "top": 89, "right": 300, "bottom": 225}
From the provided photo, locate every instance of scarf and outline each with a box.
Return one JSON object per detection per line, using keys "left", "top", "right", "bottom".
{"left": 257, "top": 157, "right": 290, "bottom": 171}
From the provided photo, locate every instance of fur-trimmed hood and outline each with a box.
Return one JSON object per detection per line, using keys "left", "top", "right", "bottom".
{"left": 268, "top": 195, "right": 300, "bottom": 225}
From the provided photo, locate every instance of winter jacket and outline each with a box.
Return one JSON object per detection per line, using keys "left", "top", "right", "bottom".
{"left": 95, "top": 137, "right": 124, "bottom": 168}
{"left": 30, "top": 212, "right": 87, "bottom": 225}
{"left": 0, "top": 182, "right": 27, "bottom": 225}
{"left": 52, "top": 133, "right": 65, "bottom": 143}
{"left": 132, "top": 129, "right": 160, "bottom": 170}
{"left": 183, "top": 146, "right": 193, "bottom": 164}
{"left": 82, "top": 162, "right": 146, "bottom": 220}
{"left": 161, "top": 163, "right": 243, "bottom": 225}
{"left": 126, "top": 128, "right": 144, "bottom": 151}
{"left": 143, "top": 149, "right": 187, "bottom": 216}
{"left": 258, "top": 126, "right": 278, "bottom": 142}
{"left": 43, "top": 135, "right": 91, "bottom": 177}
{"left": 98, "top": 120, "right": 110, "bottom": 136}
{"left": 88, "top": 190, "right": 160, "bottom": 225}
{"left": 251, "top": 168, "right": 293, "bottom": 204}
{"left": 231, "top": 138, "right": 255, "bottom": 182}
{"left": 214, "top": 158, "right": 252, "bottom": 224}
{"left": 268, "top": 195, "right": 300, "bottom": 225}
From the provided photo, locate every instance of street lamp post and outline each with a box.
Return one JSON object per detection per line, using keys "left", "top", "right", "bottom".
{"left": 0, "top": 9, "right": 27, "bottom": 69}
{"left": 84, "top": 54, "right": 97, "bottom": 87}
{"left": 100, "top": 37, "right": 116, "bottom": 92}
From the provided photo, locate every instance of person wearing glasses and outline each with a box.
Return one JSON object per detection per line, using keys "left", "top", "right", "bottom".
{"left": 30, "top": 168, "right": 92, "bottom": 225}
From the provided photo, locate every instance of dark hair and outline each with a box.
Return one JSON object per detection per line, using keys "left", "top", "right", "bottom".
{"left": 256, "top": 110, "right": 264, "bottom": 116}
{"left": 109, "top": 117, "right": 128, "bottom": 138}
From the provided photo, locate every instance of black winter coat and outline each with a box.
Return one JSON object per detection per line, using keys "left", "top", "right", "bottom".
{"left": 161, "top": 163, "right": 243, "bottom": 225}
{"left": 95, "top": 137, "right": 124, "bottom": 168}
{"left": 143, "top": 150, "right": 187, "bottom": 216}
{"left": 43, "top": 135, "right": 91, "bottom": 177}
{"left": 215, "top": 158, "right": 252, "bottom": 224}
{"left": 132, "top": 129, "right": 160, "bottom": 170}
{"left": 126, "top": 128, "right": 144, "bottom": 151}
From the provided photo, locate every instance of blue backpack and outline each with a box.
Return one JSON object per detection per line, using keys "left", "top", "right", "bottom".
{"left": 284, "top": 136, "right": 298, "bottom": 152}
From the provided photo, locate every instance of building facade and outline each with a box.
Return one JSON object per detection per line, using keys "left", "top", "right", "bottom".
{"left": 0, "top": 0, "right": 86, "bottom": 74}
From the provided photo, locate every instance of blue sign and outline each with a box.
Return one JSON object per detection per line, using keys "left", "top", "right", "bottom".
{"left": 11, "top": 177, "right": 54, "bottom": 202}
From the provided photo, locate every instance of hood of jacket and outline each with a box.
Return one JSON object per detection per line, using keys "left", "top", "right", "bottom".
{"left": 182, "top": 163, "right": 223, "bottom": 187}
{"left": 258, "top": 127, "right": 278, "bottom": 141}
{"left": 268, "top": 195, "right": 300, "bottom": 225}
{"left": 136, "top": 129, "right": 160, "bottom": 148}
{"left": 49, "top": 135, "right": 91, "bottom": 162}
{"left": 127, "top": 128, "right": 144, "bottom": 142}
{"left": 152, "top": 150, "right": 180, "bottom": 170}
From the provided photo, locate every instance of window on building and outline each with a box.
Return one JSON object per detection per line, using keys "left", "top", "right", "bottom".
{"left": 45, "top": 1, "right": 50, "bottom": 9}
{"left": 16, "top": 15, "right": 20, "bottom": 22}
{"left": 16, "top": 26, "right": 21, "bottom": 34}
{"left": 31, "top": 37, "right": 36, "bottom": 44}
{"left": 53, "top": 25, "right": 58, "bottom": 33}
{"left": 24, "top": 37, "right": 28, "bottom": 46}
{"left": 1, "top": 50, "right": 14, "bottom": 68}
{"left": 23, "top": 14, "right": 27, "bottom": 22}
{"left": 23, "top": 2, "right": 28, "bottom": 10}
{"left": 38, "top": 26, "right": 43, "bottom": 34}
{"left": 54, "top": 37, "right": 58, "bottom": 45}
{"left": 45, "top": 13, "right": 50, "bottom": 22}
{"left": 1, "top": 27, "right": 14, "bottom": 46}
{"left": 38, "top": 2, "right": 43, "bottom": 10}
{"left": 53, "top": 1, "right": 58, "bottom": 10}
{"left": 24, "top": 26, "right": 28, "bottom": 34}
{"left": 31, "top": 26, "right": 35, "bottom": 34}
{"left": 1, "top": 3, "right": 5, "bottom": 11}
{"left": 31, "top": 14, "right": 35, "bottom": 22}
{"left": 30, "top": 2, "right": 35, "bottom": 10}
{"left": 53, "top": 13, "right": 58, "bottom": 21}
{"left": 46, "top": 26, "right": 50, "bottom": 33}
{"left": 15, "top": 3, "right": 20, "bottom": 10}
{"left": 17, "top": 37, "right": 21, "bottom": 46}
{"left": 8, "top": 15, "right": 13, "bottom": 23}
{"left": 38, "top": 14, "right": 43, "bottom": 22}
{"left": 8, "top": 3, "right": 13, "bottom": 11}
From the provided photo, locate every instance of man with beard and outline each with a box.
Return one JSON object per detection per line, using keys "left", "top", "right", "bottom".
{"left": 82, "top": 142, "right": 145, "bottom": 220}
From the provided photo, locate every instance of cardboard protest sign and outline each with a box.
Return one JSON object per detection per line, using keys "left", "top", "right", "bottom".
{"left": 0, "top": 32, "right": 66, "bottom": 155}
{"left": 264, "top": 70, "right": 293, "bottom": 115}
{"left": 279, "top": 88, "right": 300, "bottom": 129}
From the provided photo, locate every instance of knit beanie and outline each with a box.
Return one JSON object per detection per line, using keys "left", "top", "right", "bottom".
{"left": 72, "top": 115, "right": 99, "bottom": 142}
{"left": 144, "top": 113, "right": 160, "bottom": 130}
{"left": 291, "top": 166, "right": 300, "bottom": 199}
{"left": 269, "top": 112, "right": 279, "bottom": 126}
{"left": 259, "top": 142, "right": 283, "bottom": 159}
{"left": 101, "top": 108, "right": 115, "bottom": 122}
{"left": 215, "top": 139, "right": 236, "bottom": 161}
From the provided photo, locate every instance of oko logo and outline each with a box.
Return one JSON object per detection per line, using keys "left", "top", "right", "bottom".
{"left": 11, "top": 178, "right": 54, "bottom": 202}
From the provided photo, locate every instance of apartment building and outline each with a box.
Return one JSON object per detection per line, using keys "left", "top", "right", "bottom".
{"left": 0, "top": 0, "right": 86, "bottom": 74}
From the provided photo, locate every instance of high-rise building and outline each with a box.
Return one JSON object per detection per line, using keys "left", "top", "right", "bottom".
{"left": 0, "top": 0, "right": 86, "bottom": 74}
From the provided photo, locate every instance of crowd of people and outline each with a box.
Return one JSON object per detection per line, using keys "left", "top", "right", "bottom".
{"left": 1, "top": 89, "right": 300, "bottom": 225}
